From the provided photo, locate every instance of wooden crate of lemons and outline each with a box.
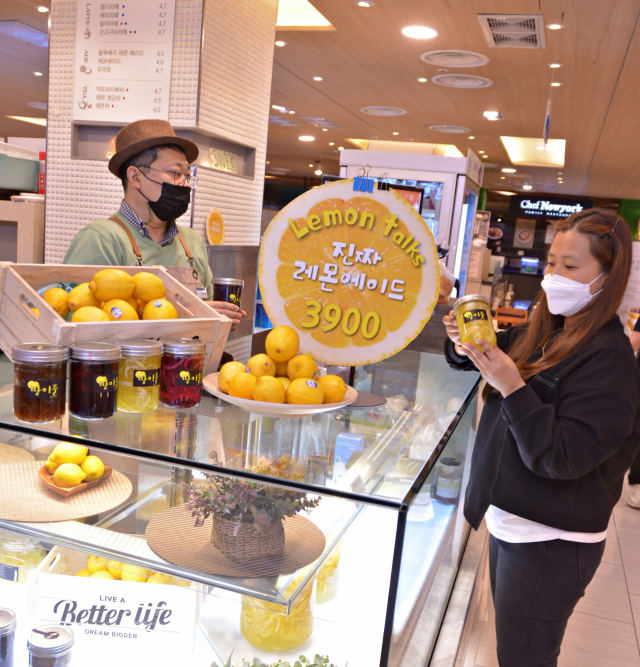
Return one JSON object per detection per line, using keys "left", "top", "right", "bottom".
{"left": 219, "top": 326, "right": 348, "bottom": 406}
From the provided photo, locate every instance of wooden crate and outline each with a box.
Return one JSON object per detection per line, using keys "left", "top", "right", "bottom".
{"left": 0, "top": 263, "right": 231, "bottom": 374}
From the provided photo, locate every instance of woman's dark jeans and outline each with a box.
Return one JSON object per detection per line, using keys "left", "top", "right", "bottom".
{"left": 489, "top": 535, "right": 605, "bottom": 667}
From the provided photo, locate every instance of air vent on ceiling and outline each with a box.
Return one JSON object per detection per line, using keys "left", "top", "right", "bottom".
{"left": 478, "top": 14, "right": 546, "bottom": 49}
{"left": 421, "top": 50, "right": 489, "bottom": 68}
{"left": 431, "top": 74, "right": 493, "bottom": 89}
{"left": 429, "top": 124, "right": 472, "bottom": 134}
{"left": 360, "top": 106, "right": 406, "bottom": 116}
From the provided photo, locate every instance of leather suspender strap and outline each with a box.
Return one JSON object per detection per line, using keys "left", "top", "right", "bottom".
{"left": 109, "top": 215, "right": 199, "bottom": 279}
{"left": 109, "top": 216, "right": 144, "bottom": 266}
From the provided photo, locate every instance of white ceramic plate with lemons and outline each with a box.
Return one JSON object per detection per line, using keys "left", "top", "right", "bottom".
{"left": 203, "top": 372, "right": 358, "bottom": 418}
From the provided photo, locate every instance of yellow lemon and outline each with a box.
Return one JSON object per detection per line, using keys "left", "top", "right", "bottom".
{"left": 265, "top": 325, "right": 300, "bottom": 362}
{"left": 30, "top": 307, "right": 40, "bottom": 317}
{"left": 103, "top": 299, "right": 139, "bottom": 321}
{"left": 287, "top": 354, "right": 318, "bottom": 381}
{"left": 121, "top": 564, "right": 148, "bottom": 583}
{"left": 89, "top": 268, "right": 135, "bottom": 302}
{"left": 276, "top": 376, "right": 291, "bottom": 391}
{"left": 107, "top": 560, "right": 123, "bottom": 579}
{"left": 252, "top": 376, "right": 286, "bottom": 404}
{"left": 146, "top": 572, "right": 176, "bottom": 585}
{"left": 81, "top": 455, "right": 104, "bottom": 482}
{"left": 49, "top": 442, "right": 88, "bottom": 466}
{"left": 317, "top": 375, "right": 347, "bottom": 404}
{"left": 274, "top": 360, "right": 289, "bottom": 377}
{"left": 44, "top": 455, "right": 58, "bottom": 474}
{"left": 68, "top": 283, "right": 102, "bottom": 311}
{"left": 133, "top": 272, "right": 167, "bottom": 302}
{"left": 176, "top": 580, "right": 190, "bottom": 587}
{"left": 218, "top": 361, "right": 246, "bottom": 394}
{"left": 142, "top": 298, "right": 178, "bottom": 320}
{"left": 71, "top": 306, "right": 109, "bottom": 323}
{"left": 52, "top": 463, "right": 86, "bottom": 488}
{"left": 43, "top": 287, "right": 70, "bottom": 318}
{"left": 75, "top": 569, "right": 91, "bottom": 577}
{"left": 87, "top": 555, "right": 109, "bottom": 575}
{"left": 91, "top": 570, "right": 115, "bottom": 580}
{"left": 228, "top": 373, "right": 257, "bottom": 399}
{"left": 246, "top": 354, "right": 276, "bottom": 378}
{"left": 123, "top": 295, "right": 139, "bottom": 312}
{"left": 286, "top": 378, "right": 324, "bottom": 405}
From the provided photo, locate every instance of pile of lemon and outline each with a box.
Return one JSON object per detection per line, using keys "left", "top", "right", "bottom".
{"left": 44, "top": 442, "right": 105, "bottom": 488}
{"left": 75, "top": 555, "right": 190, "bottom": 585}
{"left": 42, "top": 269, "right": 178, "bottom": 323}
{"left": 218, "top": 326, "right": 348, "bottom": 405}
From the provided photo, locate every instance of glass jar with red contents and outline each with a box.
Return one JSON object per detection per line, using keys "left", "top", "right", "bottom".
{"left": 160, "top": 338, "right": 205, "bottom": 409}
{"left": 69, "top": 343, "right": 121, "bottom": 420}
{"left": 13, "top": 343, "right": 69, "bottom": 423}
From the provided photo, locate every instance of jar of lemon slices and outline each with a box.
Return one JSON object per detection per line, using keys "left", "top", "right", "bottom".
{"left": 117, "top": 340, "right": 163, "bottom": 413}
{"left": 453, "top": 294, "right": 497, "bottom": 350}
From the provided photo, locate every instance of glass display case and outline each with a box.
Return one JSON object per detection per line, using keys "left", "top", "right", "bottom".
{"left": 0, "top": 347, "right": 479, "bottom": 667}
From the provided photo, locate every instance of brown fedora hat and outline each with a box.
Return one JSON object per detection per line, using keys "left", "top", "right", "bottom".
{"left": 108, "top": 119, "right": 199, "bottom": 178}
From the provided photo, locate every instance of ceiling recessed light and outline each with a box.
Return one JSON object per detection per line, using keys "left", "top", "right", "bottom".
{"left": 299, "top": 136, "right": 315, "bottom": 142}
{"left": 266, "top": 161, "right": 270, "bottom": 164}
{"left": 551, "top": 82, "right": 562, "bottom": 87}
{"left": 36, "top": 5, "right": 49, "bottom": 11}
{"left": 315, "top": 169, "right": 323, "bottom": 176}
{"left": 522, "top": 184, "right": 533, "bottom": 190}
{"left": 338, "top": 146, "right": 344, "bottom": 150}
{"left": 275, "top": 40, "right": 286, "bottom": 47}
{"left": 558, "top": 171, "right": 563, "bottom": 174}
{"left": 329, "top": 142, "right": 335, "bottom": 146}
{"left": 500, "top": 176, "right": 505, "bottom": 179}
{"left": 482, "top": 155, "right": 488, "bottom": 158}
{"left": 322, "top": 128, "right": 328, "bottom": 131}
{"left": 289, "top": 110, "right": 295, "bottom": 114}
{"left": 402, "top": 25, "right": 439, "bottom": 39}
{"left": 502, "top": 168, "right": 516, "bottom": 173}
{"left": 548, "top": 63, "right": 562, "bottom": 68}
{"left": 357, "top": 0, "right": 373, "bottom": 6}
{"left": 33, "top": 71, "right": 43, "bottom": 76}
{"left": 547, "top": 23, "right": 564, "bottom": 30}
{"left": 309, "top": 164, "right": 313, "bottom": 168}
{"left": 272, "top": 104, "right": 286, "bottom": 111}
{"left": 392, "top": 132, "right": 399, "bottom": 135}
{"left": 478, "top": 150, "right": 485, "bottom": 154}
{"left": 417, "top": 77, "right": 428, "bottom": 83}
{"left": 7, "top": 115, "right": 46, "bottom": 126}
{"left": 469, "top": 136, "right": 475, "bottom": 139}
{"left": 313, "top": 76, "right": 323, "bottom": 81}
{"left": 483, "top": 111, "right": 500, "bottom": 120}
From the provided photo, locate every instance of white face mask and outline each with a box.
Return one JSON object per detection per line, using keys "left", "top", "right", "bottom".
{"left": 541, "top": 271, "right": 605, "bottom": 317}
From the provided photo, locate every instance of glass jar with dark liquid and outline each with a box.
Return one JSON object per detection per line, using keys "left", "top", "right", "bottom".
{"left": 13, "top": 343, "right": 69, "bottom": 423}
{"left": 69, "top": 343, "right": 121, "bottom": 420}
{"left": 212, "top": 278, "right": 244, "bottom": 309}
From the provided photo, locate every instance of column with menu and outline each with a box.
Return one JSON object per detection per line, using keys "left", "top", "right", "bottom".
{"left": 73, "top": 0, "right": 176, "bottom": 122}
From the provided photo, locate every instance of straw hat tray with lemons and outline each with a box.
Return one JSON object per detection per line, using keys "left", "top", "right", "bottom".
{"left": 204, "top": 325, "right": 357, "bottom": 417}
{"left": 38, "top": 443, "right": 111, "bottom": 498}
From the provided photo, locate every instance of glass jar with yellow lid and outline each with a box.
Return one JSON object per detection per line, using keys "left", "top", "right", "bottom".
{"left": 117, "top": 339, "right": 163, "bottom": 413}
{"left": 453, "top": 294, "right": 497, "bottom": 350}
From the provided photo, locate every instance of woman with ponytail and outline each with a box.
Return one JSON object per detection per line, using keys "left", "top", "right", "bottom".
{"left": 443, "top": 208, "right": 640, "bottom": 667}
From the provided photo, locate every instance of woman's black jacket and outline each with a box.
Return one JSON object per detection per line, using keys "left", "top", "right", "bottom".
{"left": 444, "top": 317, "right": 640, "bottom": 533}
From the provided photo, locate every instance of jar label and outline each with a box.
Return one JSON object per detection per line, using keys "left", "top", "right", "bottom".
{"left": 93, "top": 372, "right": 118, "bottom": 393}
{"left": 25, "top": 379, "right": 62, "bottom": 399}
{"left": 177, "top": 370, "right": 202, "bottom": 386}
{"left": 462, "top": 308, "right": 489, "bottom": 323}
{"left": 306, "top": 380, "right": 318, "bottom": 388}
{"left": 133, "top": 369, "right": 161, "bottom": 387}
{"left": 0, "top": 563, "right": 19, "bottom": 582}
{"left": 110, "top": 307, "right": 123, "bottom": 319}
{"left": 436, "top": 477, "right": 461, "bottom": 499}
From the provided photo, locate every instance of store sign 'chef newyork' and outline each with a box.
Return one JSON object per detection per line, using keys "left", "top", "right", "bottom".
{"left": 259, "top": 179, "right": 440, "bottom": 366}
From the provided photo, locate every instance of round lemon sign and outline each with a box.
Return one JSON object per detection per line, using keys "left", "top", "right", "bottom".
{"left": 206, "top": 208, "right": 225, "bottom": 245}
{"left": 259, "top": 179, "right": 440, "bottom": 366}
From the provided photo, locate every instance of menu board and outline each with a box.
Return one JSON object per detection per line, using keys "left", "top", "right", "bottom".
{"left": 73, "top": 0, "right": 176, "bottom": 122}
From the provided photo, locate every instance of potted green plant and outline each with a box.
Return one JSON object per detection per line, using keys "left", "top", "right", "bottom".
{"left": 183, "top": 456, "right": 320, "bottom": 563}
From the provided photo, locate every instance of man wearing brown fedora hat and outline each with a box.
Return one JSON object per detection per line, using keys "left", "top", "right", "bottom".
{"left": 63, "top": 118, "right": 245, "bottom": 329}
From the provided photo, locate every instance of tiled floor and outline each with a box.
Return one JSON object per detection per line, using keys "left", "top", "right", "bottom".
{"left": 459, "top": 485, "right": 640, "bottom": 667}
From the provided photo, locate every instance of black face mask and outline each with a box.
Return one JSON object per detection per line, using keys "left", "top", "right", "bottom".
{"left": 139, "top": 171, "right": 191, "bottom": 222}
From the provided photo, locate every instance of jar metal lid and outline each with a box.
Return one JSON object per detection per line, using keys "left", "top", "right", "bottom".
{"left": 12, "top": 343, "right": 69, "bottom": 363}
{"left": 213, "top": 277, "right": 244, "bottom": 287}
{"left": 70, "top": 342, "right": 121, "bottom": 361}
{"left": 453, "top": 294, "right": 491, "bottom": 314}
{"left": 162, "top": 338, "right": 206, "bottom": 355}
{"left": 119, "top": 339, "right": 163, "bottom": 356}
{"left": 28, "top": 625, "right": 74, "bottom": 656}
{"left": 0, "top": 608, "right": 16, "bottom": 636}
{"left": 440, "top": 457, "right": 461, "bottom": 467}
